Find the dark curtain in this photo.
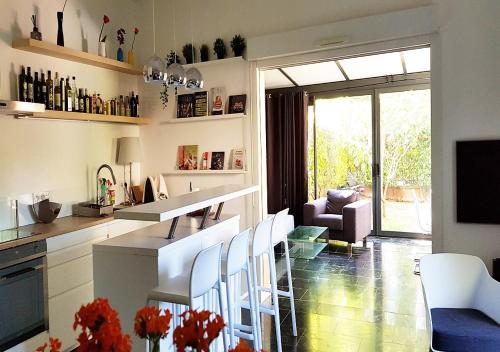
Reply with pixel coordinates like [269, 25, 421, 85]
[265, 90, 308, 224]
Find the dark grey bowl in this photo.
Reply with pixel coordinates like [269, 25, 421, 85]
[32, 199, 62, 223]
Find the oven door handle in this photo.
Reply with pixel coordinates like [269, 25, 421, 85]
[0, 264, 44, 283]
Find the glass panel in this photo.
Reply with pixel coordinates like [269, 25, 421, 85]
[379, 89, 431, 234]
[264, 69, 294, 89]
[403, 48, 430, 73]
[338, 52, 404, 80]
[312, 95, 373, 223]
[283, 61, 345, 86]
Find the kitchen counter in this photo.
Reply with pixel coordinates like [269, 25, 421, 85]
[0, 215, 115, 251]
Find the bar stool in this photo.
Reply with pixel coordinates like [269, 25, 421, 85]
[147, 242, 228, 351]
[222, 229, 260, 350]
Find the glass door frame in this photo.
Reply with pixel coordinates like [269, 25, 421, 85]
[309, 82, 431, 239]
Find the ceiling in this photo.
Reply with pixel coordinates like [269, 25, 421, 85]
[264, 47, 430, 89]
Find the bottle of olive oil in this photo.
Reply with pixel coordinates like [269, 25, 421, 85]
[46, 70, 54, 110]
[26, 67, 34, 102]
[65, 77, 72, 112]
[54, 72, 61, 111]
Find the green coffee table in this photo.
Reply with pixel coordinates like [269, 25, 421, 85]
[288, 225, 328, 259]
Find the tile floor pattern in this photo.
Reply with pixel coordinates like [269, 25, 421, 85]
[256, 236, 432, 352]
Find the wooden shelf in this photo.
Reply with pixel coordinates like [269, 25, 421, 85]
[30, 110, 151, 125]
[182, 56, 245, 70]
[163, 170, 246, 175]
[161, 113, 246, 124]
[12, 38, 142, 75]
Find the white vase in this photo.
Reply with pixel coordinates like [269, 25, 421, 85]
[98, 42, 106, 57]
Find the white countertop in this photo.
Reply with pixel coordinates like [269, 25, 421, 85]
[113, 184, 259, 222]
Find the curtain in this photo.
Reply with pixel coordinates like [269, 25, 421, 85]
[265, 90, 308, 225]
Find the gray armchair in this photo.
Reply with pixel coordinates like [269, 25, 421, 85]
[303, 190, 371, 249]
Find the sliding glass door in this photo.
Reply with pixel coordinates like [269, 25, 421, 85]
[308, 85, 431, 237]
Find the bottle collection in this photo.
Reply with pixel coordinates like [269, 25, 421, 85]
[18, 65, 140, 117]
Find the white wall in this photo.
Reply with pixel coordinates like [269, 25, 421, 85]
[0, 0, 152, 228]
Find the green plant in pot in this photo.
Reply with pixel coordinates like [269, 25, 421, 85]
[200, 44, 209, 62]
[213, 38, 227, 60]
[182, 43, 195, 64]
[230, 34, 246, 57]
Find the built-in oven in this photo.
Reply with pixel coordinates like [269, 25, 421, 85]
[0, 240, 48, 351]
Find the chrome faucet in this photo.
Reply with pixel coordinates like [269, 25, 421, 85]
[96, 164, 117, 205]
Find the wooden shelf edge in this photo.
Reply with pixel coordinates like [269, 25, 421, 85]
[163, 170, 247, 175]
[31, 111, 151, 125]
[12, 38, 142, 76]
[161, 113, 246, 124]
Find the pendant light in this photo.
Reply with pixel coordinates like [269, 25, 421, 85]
[143, 0, 166, 84]
[166, 0, 186, 87]
[185, 0, 203, 89]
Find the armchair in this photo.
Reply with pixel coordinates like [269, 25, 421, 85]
[303, 190, 371, 249]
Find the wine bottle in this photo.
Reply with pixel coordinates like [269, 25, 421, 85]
[46, 70, 54, 110]
[40, 72, 47, 107]
[33, 72, 40, 103]
[118, 95, 124, 116]
[78, 88, 85, 113]
[124, 95, 130, 117]
[96, 94, 102, 114]
[72, 77, 77, 112]
[18, 66, 26, 101]
[136, 95, 140, 117]
[60, 77, 65, 111]
[65, 77, 72, 112]
[84, 89, 90, 113]
[26, 67, 34, 102]
[130, 92, 137, 117]
[54, 73, 61, 111]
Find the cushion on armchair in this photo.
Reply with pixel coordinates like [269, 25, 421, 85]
[326, 190, 359, 215]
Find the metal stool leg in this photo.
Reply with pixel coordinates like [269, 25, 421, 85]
[283, 237, 297, 336]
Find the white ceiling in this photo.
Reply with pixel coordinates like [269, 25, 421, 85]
[264, 47, 430, 89]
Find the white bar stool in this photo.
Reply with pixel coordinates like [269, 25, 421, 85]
[222, 229, 260, 350]
[249, 216, 283, 352]
[147, 242, 228, 351]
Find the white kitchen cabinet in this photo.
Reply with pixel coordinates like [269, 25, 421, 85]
[107, 219, 154, 238]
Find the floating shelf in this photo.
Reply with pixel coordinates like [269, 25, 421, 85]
[30, 110, 151, 125]
[163, 170, 246, 175]
[182, 56, 245, 70]
[161, 113, 246, 124]
[12, 38, 142, 75]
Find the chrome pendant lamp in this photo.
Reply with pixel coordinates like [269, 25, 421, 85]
[166, 0, 186, 87]
[185, 0, 203, 89]
[143, 0, 167, 84]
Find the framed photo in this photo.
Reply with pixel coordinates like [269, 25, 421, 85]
[177, 145, 198, 170]
[200, 151, 209, 170]
[210, 151, 225, 170]
[228, 94, 247, 114]
[194, 91, 208, 117]
[210, 87, 226, 115]
[177, 94, 195, 118]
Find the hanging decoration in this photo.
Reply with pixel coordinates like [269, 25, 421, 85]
[143, 0, 167, 84]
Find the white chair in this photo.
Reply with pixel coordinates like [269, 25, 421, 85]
[222, 229, 260, 350]
[420, 253, 500, 352]
[147, 242, 228, 351]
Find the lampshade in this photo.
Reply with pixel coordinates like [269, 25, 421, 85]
[185, 67, 204, 89]
[166, 63, 187, 87]
[143, 54, 167, 84]
[117, 137, 143, 164]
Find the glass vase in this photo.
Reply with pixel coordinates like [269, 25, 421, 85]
[128, 50, 135, 65]
[117, 47, 124, 62]
[57, 12, 64, 46]
[98, 42, 107, 57]
[149, 340, 160, 352]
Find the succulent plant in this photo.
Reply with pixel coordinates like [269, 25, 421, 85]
[213, 38, 227, 60]
[182, 43, 196, 64]
[165, 50, 181, 66]
[200, 44, 209, 62]
[230, 34, 246, 57]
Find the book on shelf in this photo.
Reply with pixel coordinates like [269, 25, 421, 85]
[200, 151, 209, 170]
[194, 91, 208, 117]
[228, 94, 247, 114]
[210, 87, 226, 115]
[177, 94, 195, 118]
[177, 145, 198, 170]
[231, 148, 245, 170]
[210, 151, 225, 170]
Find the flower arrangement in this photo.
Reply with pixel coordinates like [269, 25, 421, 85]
[117, 28, 126, 46]
[73, 297, 131, 352]
[134, 306, 172, 352]
[230, 34, 246, 57]
[131, 27, 139, 51]
[182, 43, 195, 64]
[213, 38, 227, 60]
[99, 15, 110, 42]
[200, 44, 209, 62]
[173, 309, 225, 352]
[36, 338, 62, 352]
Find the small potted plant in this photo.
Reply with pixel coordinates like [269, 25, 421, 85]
[182, 43, 195, 64]
[213, 38, 227, 60]
[98, 15, 110, 57]
[200, 44, 209, 62]
[230, 34, 246, 57]
[116, 28, 126, 62]
[128, 27, 139, 64]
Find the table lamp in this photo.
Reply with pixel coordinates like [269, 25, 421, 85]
[117, 137, 142, 204]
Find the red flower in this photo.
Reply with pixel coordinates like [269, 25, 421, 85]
[103, 15, 110, 24]
[229, 341, 256, 352]
[173, 309, 225, 352]
[73, 298, 131, 352]
[134, 27, 139, 35]
[99, 15, 110, 42]
[36, 338, 62, 352]
[134, 306, 172, 340]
